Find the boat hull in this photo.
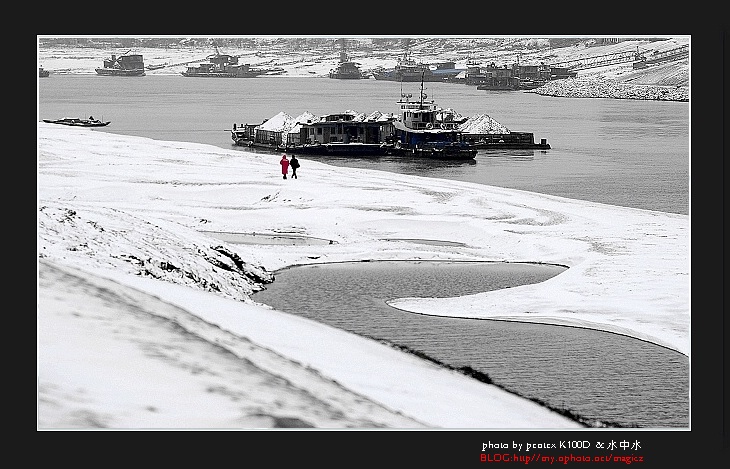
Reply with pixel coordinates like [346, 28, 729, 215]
[373, 73, 444, 82]
[182, 71, 263, 78]
[232, 137, 398, 157]
[95, 68, 145, 77]
[232, 136, 476, 160]
[329, 73, 363, 79]
[476, 84, 517, 91]
[43, 118, 110, 127]
[461, 132, 551, 150]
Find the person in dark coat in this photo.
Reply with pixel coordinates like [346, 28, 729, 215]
[289, 155, 300, 179]
[280, 154, 289, 179]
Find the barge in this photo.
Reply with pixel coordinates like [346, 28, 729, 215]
[329, 39, 365, 79]
[182, 44, 268, 78]
[95, 51, 145, 77]
[231, 78, 549, 158]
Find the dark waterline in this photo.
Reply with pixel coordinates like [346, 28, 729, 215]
[252, 261, 689, 428]
[38, 75, 689, 215]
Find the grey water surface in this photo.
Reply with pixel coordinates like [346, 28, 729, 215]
[252, 261, 689, 428]
[39, 75, 688, 215]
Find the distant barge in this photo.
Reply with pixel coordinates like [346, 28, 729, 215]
[181, 44, 276, 78]
[95, 51, 145, 77]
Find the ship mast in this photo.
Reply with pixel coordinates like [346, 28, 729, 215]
[419, 71, 427, 109]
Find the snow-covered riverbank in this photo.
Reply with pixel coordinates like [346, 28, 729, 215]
[37, 124, 689, 429]
[38, 36, 690, 102]
[525, 76, 689, 101]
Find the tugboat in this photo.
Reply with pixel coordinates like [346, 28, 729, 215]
[39, 66, 50, 78]
[391, 76, 477, 160]
[328, 38, 365, 79]
[182, 43, 267, 78]
[95, 51, 145, 76]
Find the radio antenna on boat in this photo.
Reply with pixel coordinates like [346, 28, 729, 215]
[419, 71, 426, 108]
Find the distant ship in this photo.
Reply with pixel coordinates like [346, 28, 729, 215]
[329, 39, 365, 79]
[372, 52, 440, 82]
[182, 43, 268, 78]
[371, 56, 443, 82]
[95, 51, 145, 76]
[39, 66, 50, 78]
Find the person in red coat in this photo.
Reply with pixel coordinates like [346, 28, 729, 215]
[280, 154, 289, 179]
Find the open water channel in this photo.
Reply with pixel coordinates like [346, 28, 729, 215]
[39, 75, 690, 428]
[251, 261, 689, 428]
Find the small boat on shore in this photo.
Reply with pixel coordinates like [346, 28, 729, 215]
[43, 116, 110, 127]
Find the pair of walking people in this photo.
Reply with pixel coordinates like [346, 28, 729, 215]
[280, 154, 300, 179]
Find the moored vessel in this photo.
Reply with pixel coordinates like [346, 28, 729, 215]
[390, 78, 476, 159]
[329, 39, 365, 79]
[230, 74, 548, 157]
[182, 43, 268, 78]
[43, 116, 110, 127]
[371, 39, 443, 83]
[95, 51, 145, 76]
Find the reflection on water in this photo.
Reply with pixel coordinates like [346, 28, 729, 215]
[252, 260, 689, 428]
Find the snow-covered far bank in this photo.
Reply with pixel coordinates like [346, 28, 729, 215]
[524, 76, 689, 101]
[38, 36, 689, 100]
[37, 124, 689, 429]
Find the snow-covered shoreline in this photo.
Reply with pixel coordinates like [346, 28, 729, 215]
[524, 76, 689, 101]
[38, 123, 689, 429]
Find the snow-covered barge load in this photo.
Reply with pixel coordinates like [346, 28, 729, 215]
[457, 113, 551, 150]
[231, 108, 549, 159]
